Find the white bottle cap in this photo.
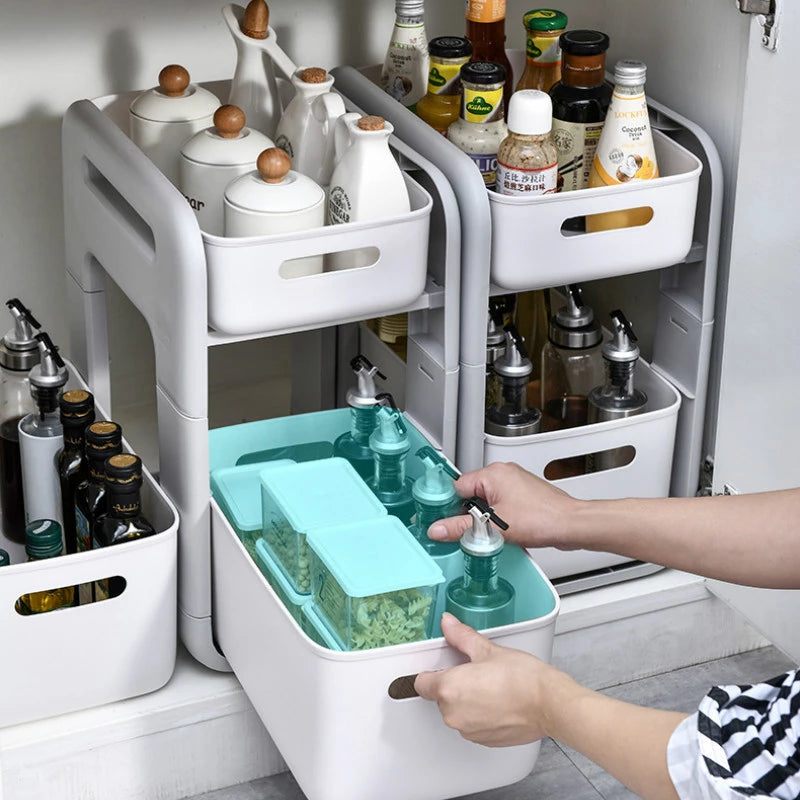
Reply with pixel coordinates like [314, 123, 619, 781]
[507, 90, 553, 136]
[614, 59, 647, 86]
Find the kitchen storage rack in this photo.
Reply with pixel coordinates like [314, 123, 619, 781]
[333, 51, 722, 590]
[0, 362, 178, 727]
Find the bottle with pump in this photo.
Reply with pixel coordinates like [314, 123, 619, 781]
[333, 355, 385, 480]
[367, 392, 415, 524]
[93, 454, 156, 601]
[416, 36, 473, 136]
[0, 299, 41, 543]
[16, 520, 74, 615]
[18, 334, 68, 527]
[408, 446, 461, 557]
[587, 310, 648, 471]
[485, 324, 542, 436]
[380, 0, 429, 112]
[465, 0, 513, 105]
[446, 497, 515, 630]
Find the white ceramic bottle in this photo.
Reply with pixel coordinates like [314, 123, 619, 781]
[224, 147, 325, 277]
[129, 65, 219, 185]
[274, 67, 346, 187]
[179, 105, 274, 235]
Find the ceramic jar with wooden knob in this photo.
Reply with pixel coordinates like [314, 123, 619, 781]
[129, 64, 220, 185]
[179, 104, 274, 235]
[224, 147, 325, 277]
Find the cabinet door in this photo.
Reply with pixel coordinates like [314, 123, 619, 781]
[710, 5, 800, 663]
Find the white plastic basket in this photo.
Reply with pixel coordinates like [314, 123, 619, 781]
[0, 362, 178, 728]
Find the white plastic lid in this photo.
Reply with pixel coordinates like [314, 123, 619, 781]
[225, 167, 325, 215]
[180, 126, 274, 167]
[507, 90, 553, 135]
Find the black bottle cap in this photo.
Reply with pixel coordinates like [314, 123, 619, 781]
[460, 61, 506, 86]
[60, 389, 96, 429]
[559, 30, 610, 55]
[104, 453, 143, 489]
[429, 36, 473, 59]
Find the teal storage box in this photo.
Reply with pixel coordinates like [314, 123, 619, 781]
[260, 458, 387, 594]
[211, 460, 294, 559]
[254, 539, 308, 623]
[308, 517, 445, 651]
[300, 604, 342, 650]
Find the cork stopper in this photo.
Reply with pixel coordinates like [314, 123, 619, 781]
[242, 0, 269, 39]
[300, 67, 327, 84]
[358, 115, 385, 131]
[257, 147, 291, 183]
[159, 65, 190, 97]
[214, 105, 246, 138]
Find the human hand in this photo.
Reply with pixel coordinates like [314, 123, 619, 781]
[414, 612, 571, 747]
[427, 462, 581, 550]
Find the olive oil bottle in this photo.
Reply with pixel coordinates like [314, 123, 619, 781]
[16, 519, 74, 615]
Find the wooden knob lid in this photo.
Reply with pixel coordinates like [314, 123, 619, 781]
[300, 67, 327, 84]
[358, 115, 385, 131]
[242, 0, 269, 39]
[214, 105, 246, 138]
[257, 148, 291, 183]
[159, 64, 190, 97]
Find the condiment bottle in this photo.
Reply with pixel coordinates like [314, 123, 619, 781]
[380, 0, 429, 112]
[496, 89, 558, 196]
[0, 549, 9, 567]
[586, 60, 659, 231]
[549, 30, 612, 193]
[408, 446, 461, 557]
[415, 36, 472, 136]
[179, 105, 274, 235]
[274, 67, 346, 187]
[447, 62, 508, 191]
[515, 9, 568, 93]
[0, 299, 41, 544]
[465, 0, 513, 106]
[129, 65, 219, 185]
[16, 520, 74, 615]
[485, 299, 507, 409]
[224, 148, 325, 278]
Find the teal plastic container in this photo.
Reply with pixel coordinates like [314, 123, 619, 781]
[254, 539, 308, 623]
[300, 603, 342, 650]
[211, 460, 294, 559]
[260, 458, 387, 594]
[308, 517, 445, 651]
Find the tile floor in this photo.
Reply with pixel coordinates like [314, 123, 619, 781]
[184, 645, 795, 800]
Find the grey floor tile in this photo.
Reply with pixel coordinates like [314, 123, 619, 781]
[186, 782, 261, 800]
[248, 771, 308, 800]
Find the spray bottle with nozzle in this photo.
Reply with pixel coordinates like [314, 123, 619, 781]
[445, 497, 516, 629]
[367, 392, 415, 524]
[408, 446, 461, 557]
[333, 354, 385, 479]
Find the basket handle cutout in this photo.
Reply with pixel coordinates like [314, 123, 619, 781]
[388, 673, 420, 700]
[560, 207, 654, 237]
[544, 445, 636, 481]
[278, 247, 381, 279]
[14, 576, 127, 616]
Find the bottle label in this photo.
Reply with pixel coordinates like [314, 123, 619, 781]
[526, 34, 561, 66]
[328, 185, 352, 224]
[379, 22, 429, 108]
[496, 160, 558, 195]
[468, 152, 499, 189]
[552, 119, 605, 192]
[75, 506, 91, 553]
[465, 0, 506, 23]
[591, 91, 658, 186]
[427, 59, 468, 96]
[463, 86, 504, 124]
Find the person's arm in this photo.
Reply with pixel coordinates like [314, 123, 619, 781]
[428, 462, 800, 589]
[415, 614, 686, 800]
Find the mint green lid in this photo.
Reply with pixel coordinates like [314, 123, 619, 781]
[211, 460, 294, 531]
[0, 549, 9, 567]
[413, 448, 459, 506]
[260, 457, 386, 531]
[523, 9, 568, 31]
[307, 517, 444, 598]
[369, 408, 410, 456]
[25, 519, 63, 559]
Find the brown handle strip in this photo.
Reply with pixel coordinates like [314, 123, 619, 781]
[388, 674, 420, 699]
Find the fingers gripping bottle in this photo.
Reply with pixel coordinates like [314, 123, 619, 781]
[408, 446, 461, 557]
[367, 392, 415, 525]
[445, 497, 515, 630]
[333, 355, 386, 480]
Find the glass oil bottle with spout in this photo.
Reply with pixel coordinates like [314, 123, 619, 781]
[0, 299, 41, 543]
[367, 392, 415, 525]
[333, 354, 385, 480]
[446, 497, 515, 630]
[485, 323, 542, 436]
[587, 310, 648, 471]
[408, 446, 461, 557]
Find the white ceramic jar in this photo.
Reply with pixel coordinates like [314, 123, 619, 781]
[224, 147, 325, 277]
[179, 105, 274, 235]
[274, 67, 346, 187]
[129, 65, 220, 185]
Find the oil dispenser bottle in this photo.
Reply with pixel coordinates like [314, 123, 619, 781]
[18, 334, 68, 527]
[367, 392, 415, 524]
[445, 497, 515, 630]
[587, 310, 648, 471]
[485, 299, 507, 409]
[485, 323, 541, 436]
[408, 446, 461, 557]
[333, 355, 385, 479]
[0, 299, 41, 543]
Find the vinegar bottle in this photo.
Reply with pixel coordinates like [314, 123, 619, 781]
[465, 0, 513, 106]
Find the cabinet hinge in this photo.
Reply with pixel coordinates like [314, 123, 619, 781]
[737, 0, 781, 52]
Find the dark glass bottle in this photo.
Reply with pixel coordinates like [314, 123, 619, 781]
[549, 30, 612, 193]
[93, 454, 155, 600]
[465, 0, 513, 105]
[17, 519, 74, 614]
